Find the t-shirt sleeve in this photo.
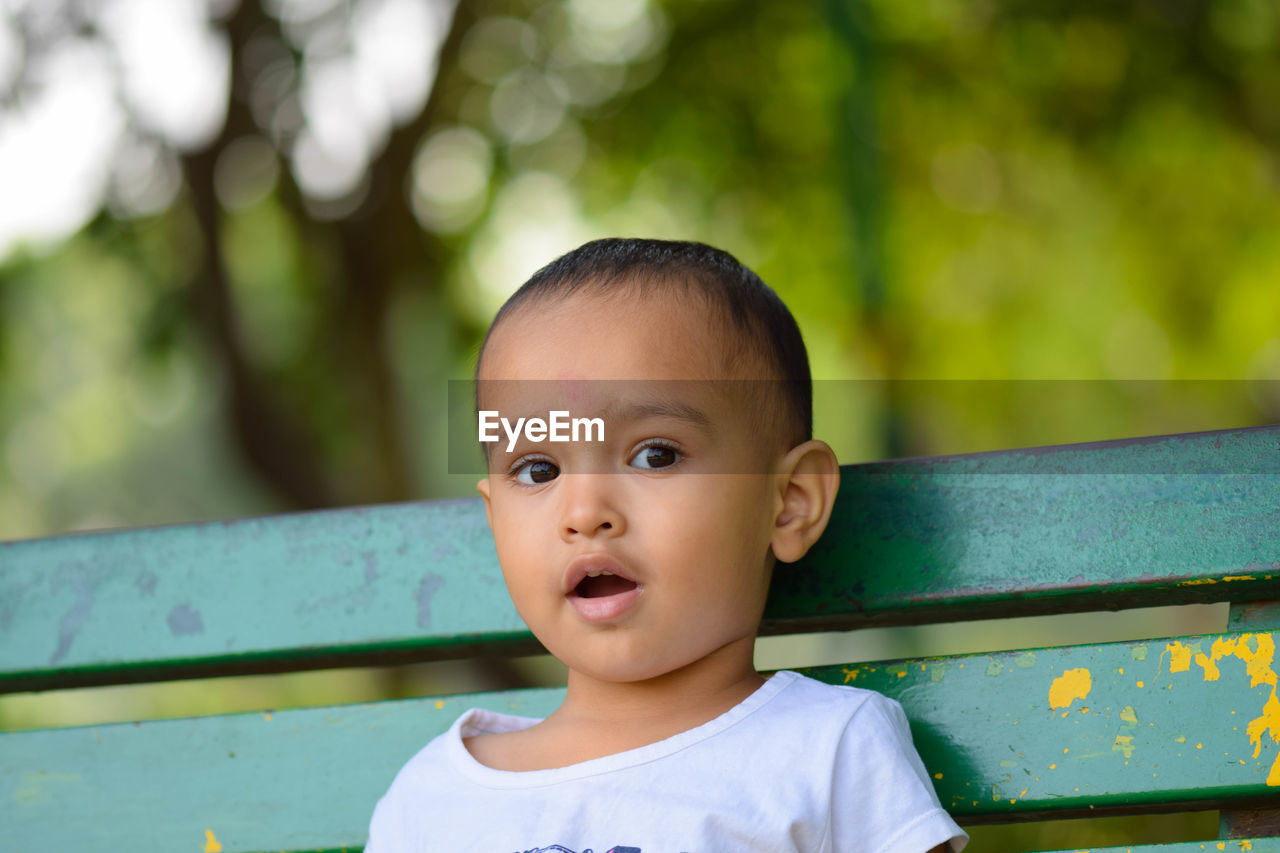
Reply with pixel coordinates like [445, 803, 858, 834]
[364, 758, 426, 853]
[828, 692, 969, 853]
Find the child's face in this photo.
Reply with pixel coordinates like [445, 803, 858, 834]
[476, 290, 788, 684]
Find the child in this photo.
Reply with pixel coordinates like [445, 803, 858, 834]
[366, 239, 968, 852]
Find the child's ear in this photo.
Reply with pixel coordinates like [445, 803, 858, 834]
[771, 440, 840, 564]
[476, 478, 494, 532]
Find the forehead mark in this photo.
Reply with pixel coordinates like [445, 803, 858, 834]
[556, 373, 594, 406]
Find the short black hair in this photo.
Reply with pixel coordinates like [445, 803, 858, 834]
[478, 238, 812, 446]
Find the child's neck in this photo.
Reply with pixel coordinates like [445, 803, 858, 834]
[462, 639, 766, 772]
[549, 638, 766, 747]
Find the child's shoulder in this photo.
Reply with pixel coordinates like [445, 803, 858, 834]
[385, 707, 539, 788]
[765, 671, 917, 749]
[772, 670, 906, 719]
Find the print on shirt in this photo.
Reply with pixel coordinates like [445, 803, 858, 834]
[516, 846, 643, 853]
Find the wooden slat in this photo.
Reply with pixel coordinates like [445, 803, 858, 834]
[765, 423, 1280, 631]
[1031, 842, 1280, 852]
[804, 630, 1280, 823]
[4, 687, 561, 852]
[0, 499, 534, 693]
[7, 630, 1280, 851]
[3, 425, 1277, 692]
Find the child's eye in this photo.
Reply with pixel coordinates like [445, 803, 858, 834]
[511, 458, 560, 485]
[629, 442, 682, 470]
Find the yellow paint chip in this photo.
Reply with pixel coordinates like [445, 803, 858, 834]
[204, 829, 223, 853]
[934, 772, 943, 779]
[1197, 633, 1280, 785]
[1119, 705, 1139, 725]
[1242, 840, 1254, 850]
[435, 700, 444, 709]
[1049, 668, 1092, 710]
[1175, 735, 1186, 743]
[1049, 763, 1056, 769]
[1167, 640, 1192, 673]
[263, 712, 272, 721]
[841, 667, 859, 683]
[1136, 680, 1144, 688]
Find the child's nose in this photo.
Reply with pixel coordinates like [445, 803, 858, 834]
[557, 474, 625, 541]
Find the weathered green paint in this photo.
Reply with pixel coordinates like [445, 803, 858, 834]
[1031, 841, 1280, 852]
[3, 686, 562, 852]
[3, 426, 1277, 693]
[1219, 606, 1280, 840]
[8, 630, 1280, 850]
[768, 424, 1280, 632]
[0, 499, 534, 692]
[803, 629, 1280, 822]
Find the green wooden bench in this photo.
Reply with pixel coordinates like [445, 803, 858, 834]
[4, 424, 1280, 852]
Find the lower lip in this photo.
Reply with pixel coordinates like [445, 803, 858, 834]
[567, 586, 642, 622]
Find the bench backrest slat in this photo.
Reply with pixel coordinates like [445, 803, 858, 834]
[9, 629, 1278, 851]
[3, 425, 1277, 693]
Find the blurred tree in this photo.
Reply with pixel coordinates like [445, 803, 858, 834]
[1, 0, 1278, 532]
[4, 4, 1278, 847]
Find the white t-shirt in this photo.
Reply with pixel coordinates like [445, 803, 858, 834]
[366, 670, 968, 853]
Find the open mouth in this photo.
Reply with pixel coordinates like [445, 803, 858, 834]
[574, 571, 639, 599]
[565, 558, 642, 622]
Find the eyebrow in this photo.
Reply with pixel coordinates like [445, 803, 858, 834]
[602, 398, 714, 432]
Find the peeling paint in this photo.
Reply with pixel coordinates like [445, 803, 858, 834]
[1049, 668, 1092, 709]
[1113, 734, 1135, 759]
[1167, 640, 1192, 673]
[167, 603, 205, 636]
[1172, 632, 1280, 785]
[1119, 705, 1138, 725]
[416, 573, 446, 629]
[1015, 651, 1036, 669]
[1131, 644, 1148, 661]
[49, 572, 94, 665]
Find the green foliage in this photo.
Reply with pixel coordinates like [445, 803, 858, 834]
[2, 7, 1278, 844]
